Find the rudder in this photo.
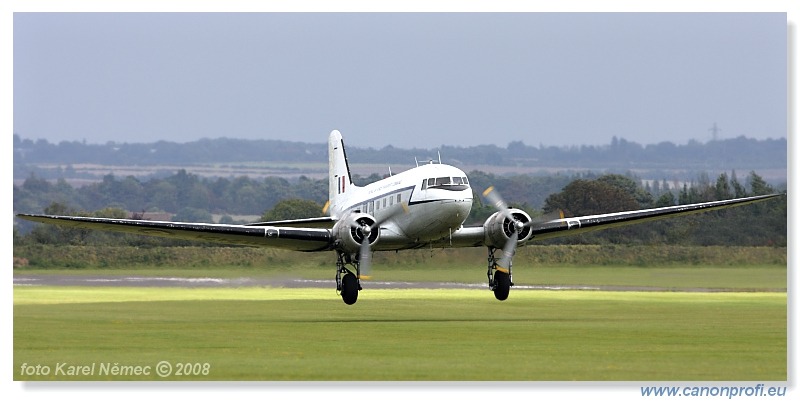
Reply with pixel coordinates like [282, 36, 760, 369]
[328, 130, 356, 218]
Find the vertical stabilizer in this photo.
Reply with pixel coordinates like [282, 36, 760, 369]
[328, 130, 355, 218]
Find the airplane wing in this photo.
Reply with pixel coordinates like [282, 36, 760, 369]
[244, 216, 336, 229]
[387, 193, 783, 249]
[526, 193, 782, 241]
[15, 214, 333, 252]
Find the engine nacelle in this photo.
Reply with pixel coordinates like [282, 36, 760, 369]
[483, 209, 533, 248]
[332, 213, 380, 253]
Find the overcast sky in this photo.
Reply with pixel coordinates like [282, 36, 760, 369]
[12, 12, 787, 149]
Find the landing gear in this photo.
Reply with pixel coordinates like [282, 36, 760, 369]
[493, 270, 511, 301]
[487, 247, 513, 301]
[340, 272, 359, 305]
[336, 251, 363, 305]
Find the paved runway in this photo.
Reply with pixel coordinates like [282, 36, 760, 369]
[13, 274, 759, 292]
[13, 274, 590, 290]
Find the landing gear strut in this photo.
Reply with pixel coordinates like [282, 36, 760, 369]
[487, 247, 513, 301]
[336, 251, 363, 305]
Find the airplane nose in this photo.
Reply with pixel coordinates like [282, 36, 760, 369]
[457, 198, 473, 219]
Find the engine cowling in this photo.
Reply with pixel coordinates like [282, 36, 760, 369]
[332, 213, 380, 253]
[483, 208, 533, 248]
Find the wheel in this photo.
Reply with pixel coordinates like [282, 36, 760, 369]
[493, 270, 511, 301]
[341, 272, 359, 305]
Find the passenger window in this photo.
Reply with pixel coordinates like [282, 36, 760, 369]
[397, 194, 401, 203]
[383, 198, 386, 208]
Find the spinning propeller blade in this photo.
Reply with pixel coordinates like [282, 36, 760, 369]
[496, 230, 518, 272]
[482, 186, 515, 222]
[358, 223, 373, 279]
[348, 204, 410, 280]
[483, 187, 524, 267]
[482, 186, 546, 270]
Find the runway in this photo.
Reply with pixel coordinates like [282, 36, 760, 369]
[12, 274, 762, 292]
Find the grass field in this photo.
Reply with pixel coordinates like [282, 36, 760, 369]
[13, 285, 786, 381]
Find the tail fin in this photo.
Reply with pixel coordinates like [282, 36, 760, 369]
[328, 130, 356, 218]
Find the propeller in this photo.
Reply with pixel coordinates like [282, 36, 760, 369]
[482, 186, 564, 271]
[349, 201, 409, 279]
[482, 186, 515, 222]
[354, 220, 375, 279]
[495, 227, 518, 272]
[482, 186, 525, 271]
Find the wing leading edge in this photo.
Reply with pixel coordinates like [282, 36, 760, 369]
[16, 214, 333, 252]
[527, 193, 783, 241]
[244, 216, 336, 229]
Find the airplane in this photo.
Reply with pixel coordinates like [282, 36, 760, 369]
[17, 130, 783, 305]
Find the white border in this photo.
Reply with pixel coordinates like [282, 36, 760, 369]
[3, 2, 795, 402]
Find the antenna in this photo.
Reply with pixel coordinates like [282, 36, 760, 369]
[709, 122, 722, 141]
[437, 150, 442, 164]
[414, 157, 419, 167]
[388, 166, 393, 176]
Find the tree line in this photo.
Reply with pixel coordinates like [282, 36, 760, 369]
[14, 134, 786, 173]
[13, 168, 785, 248]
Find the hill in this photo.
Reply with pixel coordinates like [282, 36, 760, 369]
[13, 134, 787, 185]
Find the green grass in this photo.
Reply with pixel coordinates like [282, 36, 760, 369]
[14, 287, 786, 381]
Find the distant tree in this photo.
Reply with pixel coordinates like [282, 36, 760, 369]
[172, 207, 213, 223]
[595, 174, 654, 207]
[654, 192, 675, 207]
[22, 173, 52, 193]
[694, 172, 716, 202]
[730, 171, 747, 198]
[261, 199, 324, 221]
[43, 201, 74, 216]
[543, 179, 639, 217]
[747, 171, 774, 195]
[93, 206, 128, 219]
[714, 173, 733, 200]
[147, 180, 179, 212]
[679, 183, 701, 204]
[26, 202, 90, 245]
[661, 179, 671, 196]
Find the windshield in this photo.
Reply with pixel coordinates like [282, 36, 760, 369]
[422, 176, 470, 191]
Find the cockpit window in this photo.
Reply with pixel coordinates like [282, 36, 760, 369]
[424, 176, 470, 191]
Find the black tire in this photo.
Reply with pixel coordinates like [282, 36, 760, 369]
[341, 273, 359, 305]
[493, 270, 511, 301]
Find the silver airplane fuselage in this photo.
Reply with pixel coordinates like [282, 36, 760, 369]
[333, 162, 473, 249]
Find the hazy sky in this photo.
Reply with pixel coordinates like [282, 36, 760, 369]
[13, 12, 787, 149]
